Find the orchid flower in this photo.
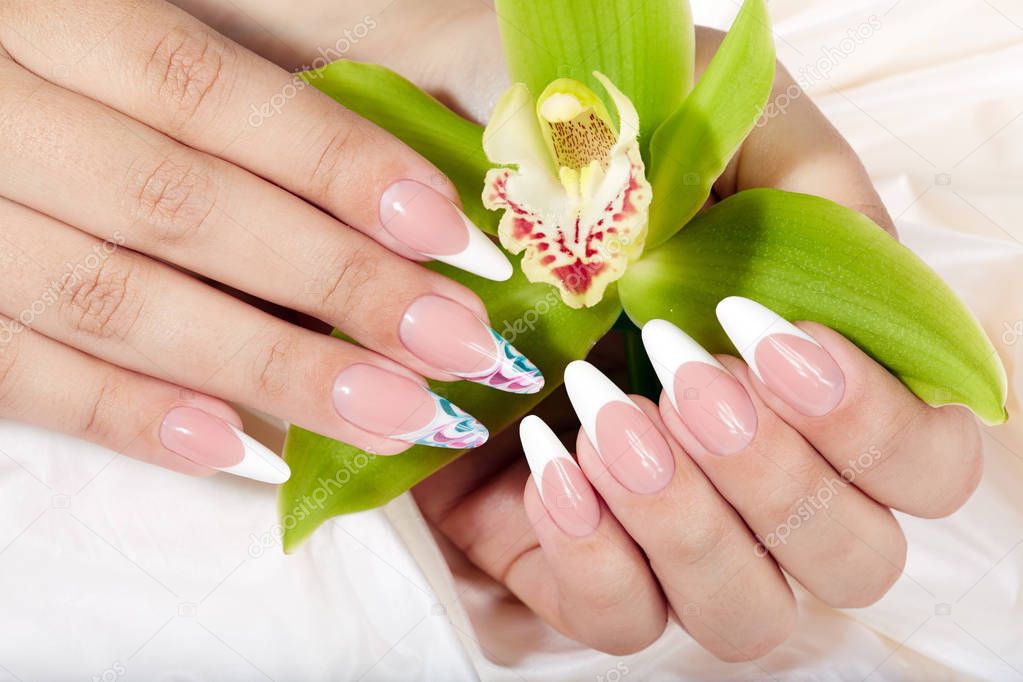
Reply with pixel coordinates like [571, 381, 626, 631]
[278, 0, 1006, 551]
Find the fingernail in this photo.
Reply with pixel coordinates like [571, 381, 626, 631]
[332, 364, 488, 449]
[716, 297, 846, 417]
[400, 295, 544, 394]
[642, 320, 757, 456]
[563, 361, 674, 494]
[159, 406, 290, 483]
[520, 415, 600, 537]
[380, 179, 513, 281]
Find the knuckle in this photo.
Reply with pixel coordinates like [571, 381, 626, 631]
[129, 153, 218, 246]
[0, 332, 21, 406]
[306, 122, 366, 202]
[80, 372, 124, 441]
[312, 241, 379, 315]
[144, 26, 233, 131]
[249, 334, 299, 399]
[759, 457, 837, 532]
[660, 510, 733, 568]
[822, 520, 906, 608]
[58, 256, 144, 342]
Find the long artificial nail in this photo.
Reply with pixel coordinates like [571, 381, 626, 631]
[520, 415, 600, 537]
[160, 406, 290, 483]
[400, 295, 544, 394]
[332, 364, 488, 449]
[716, 297, 846, 417]
[642, 319, 758, 456]
[563, 360, 674, 494]
[380, 179, 513, 281]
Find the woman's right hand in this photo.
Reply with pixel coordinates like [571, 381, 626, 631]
[0, 0, 543, 483]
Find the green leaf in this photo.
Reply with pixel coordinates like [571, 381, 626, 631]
[620, 189, 1008, 425]
[279, 264, 622, 551]
[493, 0, 694, 159]
[300, 60, 496, 234]
[646, 0, 775, 248]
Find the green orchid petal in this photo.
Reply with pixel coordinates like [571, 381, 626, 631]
[646, 0, 775, 248]
[299, 60, 497, 234]
[280, 262, 622, 551]
[493, 0, 695, 161]
[620, 188, 1008, 425]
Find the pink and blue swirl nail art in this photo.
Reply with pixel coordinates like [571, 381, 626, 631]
[394, 392, 489, 450]
[459, 329, 545, 395]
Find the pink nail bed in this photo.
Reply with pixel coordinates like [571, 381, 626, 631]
[594, 401, 675, 494]
[400, 295, 544, 394]
[754, 334, 846, 417]
[674, 362, 757, 455]
[716, 297, 846, 418]
[380, 180, 469, 256]
[379, 180, 513, 281]
[160, 407, 243, 468]
[332, 364, 488, 449]
[520, 416, 600, 537]
[564, 361, 675, 495]
[159, 406, 290, 483]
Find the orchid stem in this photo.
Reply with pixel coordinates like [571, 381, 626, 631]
[618, 314, 660, 400]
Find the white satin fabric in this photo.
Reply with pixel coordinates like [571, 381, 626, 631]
[1, 0, 1021, 679]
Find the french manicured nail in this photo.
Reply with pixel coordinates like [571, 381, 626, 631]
[563, 360, 674, 494]
[642, 319, 757, 456]
[380, 179, 513, 281]
[520, 415, 600, 537]
[400, 295, 544, 394]
[159, 406, 290, 483]
[332, 364, 488, 449]
[716, 297, 846, 417]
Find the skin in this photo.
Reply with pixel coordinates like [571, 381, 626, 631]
[0, 0, 983, 661]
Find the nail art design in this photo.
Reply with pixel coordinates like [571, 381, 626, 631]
[332, 364, 488, 449]
[520, 415, 600, 537]
[563, 360, 674, 494]
[160, 406, 291, 484]
[396, 395, 490, 449]
[380, 179, 513, 281]
[642, 319, 757, 456]
[400, 296, 544, 395]
[716, 296, 846, 417]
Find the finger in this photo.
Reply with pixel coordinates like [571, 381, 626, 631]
[0, 316, 288, 482]
[0, 0, 512, 277]
[0, 198, 487, 454]
[518, 416, 667, 654]
[695, 27, 897, 235]
[716, 296, 983, 518]
[640, 321, 907, 608]
[563, 362, 795, 661]
[0, 61, 540, 393]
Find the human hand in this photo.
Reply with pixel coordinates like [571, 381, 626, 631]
[0, 0, 545, 483]
[414, 24, 981, 660]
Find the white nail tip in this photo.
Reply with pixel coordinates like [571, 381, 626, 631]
[427, 214, 513, 282]
[563, 360, 633, 444]
[519, 415, 573, 503]
[219, 426, 291, 484]
[640, 319, 722, 411]
[714, 296, 818, 380]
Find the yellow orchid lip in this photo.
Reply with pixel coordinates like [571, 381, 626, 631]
[482, 72, 652, 308]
